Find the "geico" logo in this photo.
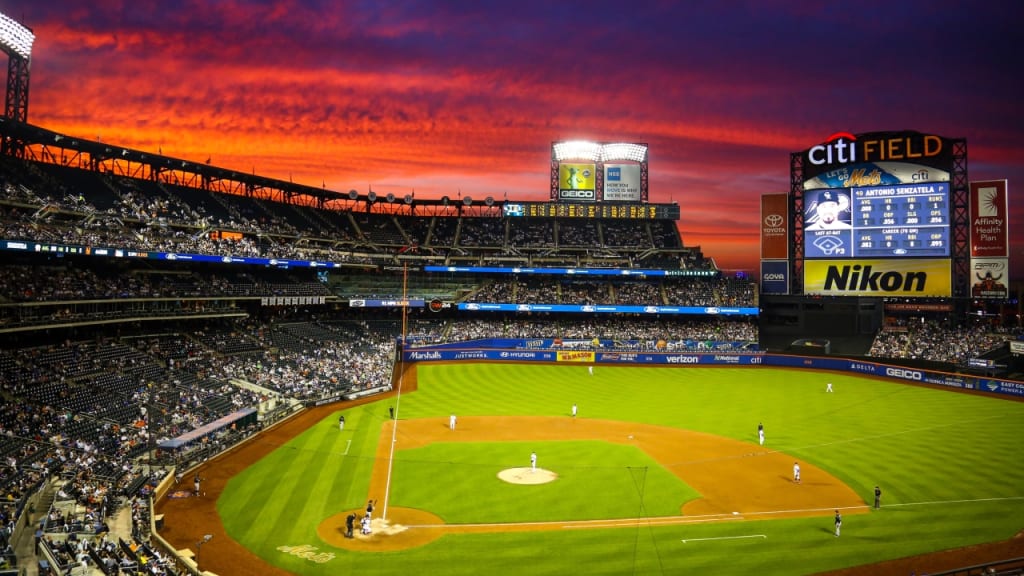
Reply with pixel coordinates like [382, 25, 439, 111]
[885, 367, 923, 381]
[559, 189, 595, 199]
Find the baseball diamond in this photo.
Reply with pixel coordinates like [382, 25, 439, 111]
[155, 363, 1024, 576]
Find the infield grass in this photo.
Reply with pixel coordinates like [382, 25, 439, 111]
[218, 363, 1024, 575]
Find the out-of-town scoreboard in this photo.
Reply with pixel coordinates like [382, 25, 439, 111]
[503, 201, 678, 219]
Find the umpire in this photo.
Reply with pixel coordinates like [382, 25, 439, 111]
[345, 513, 357, 538]
[874, 485, 882, 509]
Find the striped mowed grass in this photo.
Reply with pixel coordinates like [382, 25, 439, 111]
[218, 363, 1024, 576]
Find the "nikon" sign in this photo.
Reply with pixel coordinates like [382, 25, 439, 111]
[804, 259, 951, 297]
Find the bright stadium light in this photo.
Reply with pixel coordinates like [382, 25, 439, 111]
[553, 140, 602, 161]
[0, 12, 34, 59]
[601, 143, 648, 162]
[554, 141, 648, 162]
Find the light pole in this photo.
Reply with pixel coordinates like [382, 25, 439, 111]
[196, 534, 212, 571]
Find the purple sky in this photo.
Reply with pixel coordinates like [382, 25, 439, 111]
[6, 0, 1023, 277]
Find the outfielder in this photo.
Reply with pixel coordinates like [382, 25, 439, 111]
[834, 510, 842, 536]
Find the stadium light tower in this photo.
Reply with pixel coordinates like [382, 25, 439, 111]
[0, 11, 34, 123]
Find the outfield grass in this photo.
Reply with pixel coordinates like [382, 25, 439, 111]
[218, 364, 1024, 575]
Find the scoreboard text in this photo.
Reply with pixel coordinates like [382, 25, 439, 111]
[504, 202, 679, 220]
[805, 183, 949, 259]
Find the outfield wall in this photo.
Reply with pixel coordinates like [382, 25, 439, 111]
[401, 347, 1024, 399]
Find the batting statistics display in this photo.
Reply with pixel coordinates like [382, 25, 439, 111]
[804, 182, 950, 259]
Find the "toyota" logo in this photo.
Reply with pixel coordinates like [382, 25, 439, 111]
[764, 214, 784, 228]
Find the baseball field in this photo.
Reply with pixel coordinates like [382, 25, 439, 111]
[157, 363, 1024, 575]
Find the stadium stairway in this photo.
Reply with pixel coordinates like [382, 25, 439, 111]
[13, 477, 57, 576]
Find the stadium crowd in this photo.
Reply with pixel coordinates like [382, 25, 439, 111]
[0, 152, 1014, 575]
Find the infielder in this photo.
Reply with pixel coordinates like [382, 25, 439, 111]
[571, 403, 578, 418]
[757, 422, 764, 446]
[449, 413, 457, 430]
[793, 461, 801, 484]
[530, 451, 537, 472]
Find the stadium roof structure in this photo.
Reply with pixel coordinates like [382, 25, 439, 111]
[0, 119, 516, 216]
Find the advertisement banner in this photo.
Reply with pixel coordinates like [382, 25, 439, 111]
[556, 351, 596, 363]
[558, 163, 596, 201]
[970, 180, 1008, 258]
[761, 194, 788, 259]
[603, 164, 642, 202]
[800, 131, 955, 183]
[760, 260, 789, 294]
[970, 258, 1009, 299]
[804, 259, 951, 297]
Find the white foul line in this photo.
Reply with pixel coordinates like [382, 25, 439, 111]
[682, 534, 766, 544]
[343, 439, 352, 456]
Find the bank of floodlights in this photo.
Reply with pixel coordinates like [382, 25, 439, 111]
[553, 140, 648, 162]
[600, 142, 647, 162]
[0, 12, 34, 59]
[553, 140, 602, 161]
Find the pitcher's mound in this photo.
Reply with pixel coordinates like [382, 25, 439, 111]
[498, 467, 557, 485]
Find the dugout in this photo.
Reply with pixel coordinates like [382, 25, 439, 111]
[157, 407, 258, 456]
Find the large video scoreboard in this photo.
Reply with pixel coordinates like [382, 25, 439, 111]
[804, 182, 950, 258]
[767, 130, 964, 298]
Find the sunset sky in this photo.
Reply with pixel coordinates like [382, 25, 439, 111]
[5, 1, 1023, 276]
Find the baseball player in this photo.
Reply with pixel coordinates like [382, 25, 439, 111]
[834, 510, 842, 536]
[449, 413, 457, 430]
[826, 382, 833, 392]
[758, 423, 765, 446]
[571, 403, 578, 418]
[793, 461, 801, 484]
[339, 414, 345, 431]
[530, 451, 537, 473]
[874, 485, 881, 509]
[588, 366, 594, 376]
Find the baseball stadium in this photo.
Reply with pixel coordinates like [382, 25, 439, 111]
[1, 11, 1023, 576]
